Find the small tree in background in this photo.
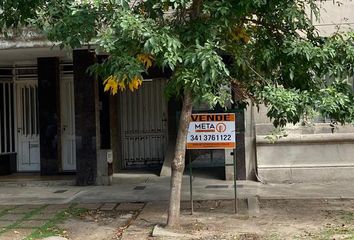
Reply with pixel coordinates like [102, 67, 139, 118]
[2, 0, 354, 228]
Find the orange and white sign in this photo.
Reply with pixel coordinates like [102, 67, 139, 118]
[186, 113, 236, 149]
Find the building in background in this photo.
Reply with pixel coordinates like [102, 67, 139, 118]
[251, 0, 354, 183]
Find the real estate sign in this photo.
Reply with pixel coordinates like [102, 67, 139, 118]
[186, 113, 236, 149]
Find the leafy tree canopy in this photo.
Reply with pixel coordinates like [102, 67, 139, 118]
[2, 0, 354, 126]
[0, 0, 43, 30]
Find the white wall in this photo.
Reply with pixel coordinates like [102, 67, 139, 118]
[314, 0, 354, 35]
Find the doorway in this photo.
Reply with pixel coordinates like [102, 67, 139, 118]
[16, 80, 40, 172]
[60, 76, 76, 171]
[118, 78, 169, 169]
[15, 72, 77, 172]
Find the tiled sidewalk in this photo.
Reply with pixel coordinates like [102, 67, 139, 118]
[0, 203, 144, 240]
[0, 204, 71, 240]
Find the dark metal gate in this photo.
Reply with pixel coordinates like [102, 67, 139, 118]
[118, 78, 168, 169]
[0, 79, 15, 155]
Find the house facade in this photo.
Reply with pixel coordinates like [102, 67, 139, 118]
[0, 47, 100, 184]
[0, 0, 353, 185]
[0, 44, 249, 184]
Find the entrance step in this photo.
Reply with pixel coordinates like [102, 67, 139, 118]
[0, 179, 75, 187]
[0, 180, 76, 187]
[0, 174, 76, 187]
[112, 171, 161, 184]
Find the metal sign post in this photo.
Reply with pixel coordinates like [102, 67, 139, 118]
[233, 149, 237, 213]
[189, 154, 194, 215]
[186, 113, 237, 215]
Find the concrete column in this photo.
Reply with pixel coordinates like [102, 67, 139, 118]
[38, 57, 60, 175]
[109, 95, 120, 173]
[225, 149, 233, 180]
[224, 106, 256, 181]
[73, 50, 98, 185]
[244, 104, 257, 180]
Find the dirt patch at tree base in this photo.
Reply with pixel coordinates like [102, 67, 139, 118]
[139, 199, 354, 240]
[58, 210, 136, 240]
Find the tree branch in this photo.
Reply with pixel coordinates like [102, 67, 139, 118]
[231, 79, 256, 102]
[190, 0, 203, 19]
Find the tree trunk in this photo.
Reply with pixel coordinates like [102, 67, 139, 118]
[166, 90, 193, 228]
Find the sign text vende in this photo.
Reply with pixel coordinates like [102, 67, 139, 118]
[187, 113, 236, 149]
